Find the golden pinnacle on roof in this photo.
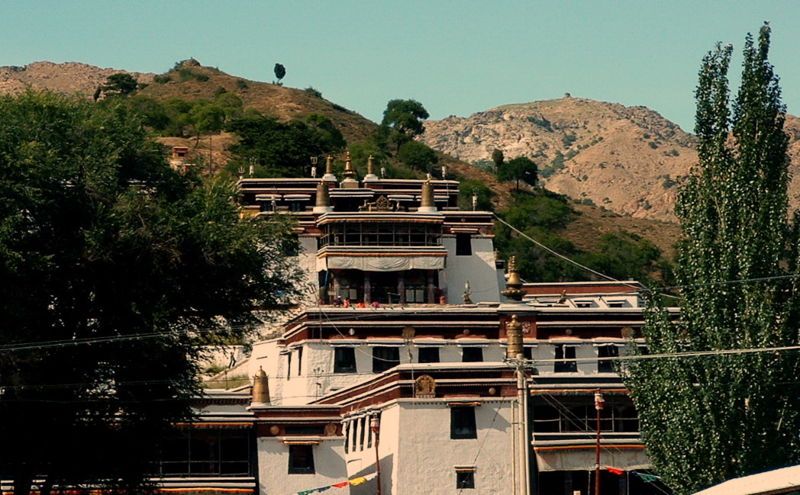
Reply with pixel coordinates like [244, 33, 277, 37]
[506, 314, 524, 360]
[418, 179, 436, 212]
[315, 181, 331, 209]
[343, 150, 356, 180]
[325, 155, 334, 175]
[502, 256, 525, 301]
[367, 155, 375, 176]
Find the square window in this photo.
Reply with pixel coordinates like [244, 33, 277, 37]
[554, 345, 577, 373]
[372, 347, 400, 373]
[333, 347, 357, 373]
[598, 345, 619, 373]
[523, 346, 533, 360]
[451, 407, 477, 439]
[456, 471, 475, 489]
[418, 347, 440, 363]
[461, 347, 483, 363]
[288, 445, 315, 474]
[456, 234, 472, 256]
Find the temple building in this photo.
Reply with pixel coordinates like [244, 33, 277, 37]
[155, 154, 678, 495]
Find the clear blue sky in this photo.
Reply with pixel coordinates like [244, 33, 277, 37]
[2, 1, 799, 130]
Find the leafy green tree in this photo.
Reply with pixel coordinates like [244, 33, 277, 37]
[190, 101, 226, 134]
[577, 232, 661, 283]
[0, 92, 300, 493]
[305, 114, 346, 151]
[226, 113, 345, 177]
[498, 156, 537, 190]
[103, 73, 139, 96]
[397, 140, 438, 172]
[380, 99, 430, 152]
[458, 179, 495, 211]
[622, 25, 800, 493]
[491, 149, 504, 170]
[274, 63, 286, 84]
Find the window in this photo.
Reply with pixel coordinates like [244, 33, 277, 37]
[418, 347, 440, 363]
[597, 345, 619, 373]
[456, 471, 476, 489]
[156, 429, 251, 476]
[461, 347, 483, 363]
[333, 347, 357, 373]
[554, 345, 577, 373]
[286, 353, 292, 380]
[451, 407, 477, 439]
[358, 417, 366, 451]
[456, 234, 472, 256]
[372, 347, 400, 373]
[297, 347, 303, 376]
[523, 346, 533, 360]
[288, 445, 315, 474]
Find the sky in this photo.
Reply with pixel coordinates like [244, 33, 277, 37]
[2, 1, 799, 131]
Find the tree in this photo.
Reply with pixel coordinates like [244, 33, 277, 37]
[0, 92, 300, 493]
[103, 72, 139, 96]
[274, 63, 286, 84]
[498, 156, 537, 190]
[622, 25, 800, 494]
[491, 149, 504, 170]
[380, 99, 430, 152]
[397, 140, 438, 172]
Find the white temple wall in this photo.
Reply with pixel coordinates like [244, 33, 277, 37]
[442, 236, 500, 304]
[257, 437, 349, 495]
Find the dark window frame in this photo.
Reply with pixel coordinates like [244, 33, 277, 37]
[554, 344, 577, 373]
[456, 233, 472, 256]
[418, 347, 440, 363]
[333, 347, 357, 373]
[372, 346, 400, 373]
[450, 407, 478, 439]
[597, 345, 619, 373]
[288, 444, 316, 474]
[461, 347, 484, 363]
[456, 471, 476, 489]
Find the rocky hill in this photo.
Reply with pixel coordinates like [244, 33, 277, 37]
[421, 97, 800, 222]
[0, 61, 155, 96]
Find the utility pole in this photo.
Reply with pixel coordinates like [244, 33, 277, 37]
[594, 390, 605, 495]
[506, 314, 531, 495]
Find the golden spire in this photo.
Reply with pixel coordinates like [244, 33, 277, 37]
[502, 256, 525, 301]
[506, 314, 524, 360]
[325, 155, 334, 175]
[251, 366, 270, 406]
[418, 179, 436, 212]
[343, 151, 356, 180]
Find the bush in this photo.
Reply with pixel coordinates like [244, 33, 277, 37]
[153, 74, 171, 84]
[304, 87, 323, 98]
[236, 79, 249, 90]
[458, 180, 495, 211]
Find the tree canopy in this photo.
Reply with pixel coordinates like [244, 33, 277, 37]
[103, 73, 139, 96]
[274, 63, 286, 83]
[622, 24, 800, 494]
[397, 140, 438, 172]
[498, 156, 537, 190]
[0, 92, 300, 492]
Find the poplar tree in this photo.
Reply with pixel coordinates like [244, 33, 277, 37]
[622, 24, 800, 494]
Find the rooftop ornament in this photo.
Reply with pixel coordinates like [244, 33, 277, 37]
[314, 181, 333, 213]
[505, 314, 524, 360]
[322, 155, 337, 182]
[341, 151, 358, 188]
[418, 179, 437, 213]
[502, 256, 525, 301]
[364, 154, 379, 181]
[251, 366, 271, 407]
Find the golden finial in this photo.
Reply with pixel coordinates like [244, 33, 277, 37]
[251, 366, 270, 406]
[506, 315, 524, 360]
[325, 155, 334, 175]
[502, 256, 525, 301]
[367, 155, 375, 176]
[419, 179, 436, 212]
[343, 151, 355, 179]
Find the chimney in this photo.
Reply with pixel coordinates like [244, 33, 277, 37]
[314, 181, 333, 213]
[417, 180, 437, 213]
[250, 366, 270, 407]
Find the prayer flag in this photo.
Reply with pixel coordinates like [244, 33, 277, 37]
[607, 467, 625, 476]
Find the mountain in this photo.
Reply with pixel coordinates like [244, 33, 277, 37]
[0, 60, 682, 261]
[421, 96, 800, 222]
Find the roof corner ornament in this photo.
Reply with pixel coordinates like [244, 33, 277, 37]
[250, 366, 271, 407]
[322, 155, 337, 182]
[506, 314, 524, 360]
[418, 179, 437, 213]
[502, 256, 525, 301]
[364, 154, 379, 181]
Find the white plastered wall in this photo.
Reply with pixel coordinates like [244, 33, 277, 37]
[257, 438, 349, 495]
[442, 236, 500, 304]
